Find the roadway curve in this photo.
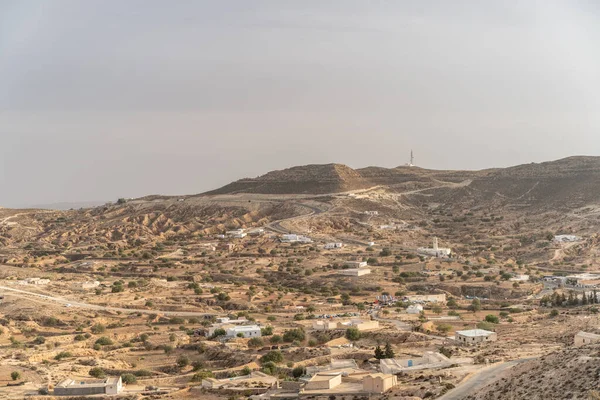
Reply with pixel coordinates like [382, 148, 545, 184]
[266, 202, 327, 234]
[439, 358, 535, 400]
[0, 285, 217, 316]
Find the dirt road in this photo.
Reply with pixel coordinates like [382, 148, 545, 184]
[0, 285, 217, 316]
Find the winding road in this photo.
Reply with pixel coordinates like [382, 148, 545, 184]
[439, 358, 535, 400]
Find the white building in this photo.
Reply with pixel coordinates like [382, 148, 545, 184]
[510, 274, 530, 282]
[226, 325, 262, 338]
[226, 229, 247, 239]
[344, 261, 367, 268]
[280, 234, 312, 243]
[455, 329, 497, 345]
[380, 352, 451, 374]
[405, 294, 446, 303]
[324, 243, 343, 249]
[554, 235, 581, 243]
[54, 377, 122, 396]
[340, 268, 371, 277]
[406, 304, 424, 314]
[417, 237, 451, 258]
[364, 211, 379, 216]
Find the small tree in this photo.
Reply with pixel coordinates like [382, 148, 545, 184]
[345, 327, 361, 341]
[432, 304, 443, 314]
[11, 371, 20, 381]
[260, 351, 283, 364]
[485, 314, 499, 324]
[469, 299, 481, 312]
[374, 345, 385, 359]
[292, 366, 306, 378]
[121, 374, 137, 384]
[384, 342, 395, 359]
[89, 367, 106, 379]
[91, 324, 106, 334]
[248, 337, 264, 348]
[270, 335, 282, 344]
[176, 356, 190, 368]
[210, 328, 226, 339]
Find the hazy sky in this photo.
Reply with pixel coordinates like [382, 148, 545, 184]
[2, 1, 600, 207]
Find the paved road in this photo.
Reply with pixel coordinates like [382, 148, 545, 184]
[439, 358, 534, 400]
[266, 202, 326, 234]
[0, 285, 217, 316]
[372, 311, 413, 331]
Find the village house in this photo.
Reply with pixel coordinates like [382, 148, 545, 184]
[344, 261, 367, 268]
[340, 268, 371, 277]
[226, 325, 262, 338]
[339, 319, 379, 331]
[312, 320, 338, 331]
[363, 373, 397, 394]
[304, 373, 342, 390]
[455, 329, 497, 345]
[54, 377, 122, 396]
[574, 331, 600, 346]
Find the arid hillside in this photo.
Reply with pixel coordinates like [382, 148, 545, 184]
[206, 156, 600, 212]
[205, 163, 372, 195]
[465, 342, 600, 400]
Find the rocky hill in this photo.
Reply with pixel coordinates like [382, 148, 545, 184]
[465, 343, 600, 400]
[205, 163, 372, 195]
[205, 156, 600, 211]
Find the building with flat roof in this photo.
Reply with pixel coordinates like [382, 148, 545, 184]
[363, 373, 397, 394]
[304, 373, 342, 390]
[54, 377, 122, 396]
[344, 261, 367, 268]
[575, 331, 600, 347]
[417, 237, 451, 258]
[405, 294, 446, 303]
[455, 329, 497, 345]
[406, 304, 424, 314]
[312, 320, 339, 331]
[340, 268, 371, 277]
[380, 352, 451, 374]
[339, 319, 379, 331]
[226, 325, 262, 338]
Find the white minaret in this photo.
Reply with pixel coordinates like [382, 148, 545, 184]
[410, 150, 414, 166]
[433, 237, 438, 250]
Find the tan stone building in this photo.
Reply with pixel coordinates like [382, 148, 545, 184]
[574, 331, 600, 347]
[363, 373, 397, 394]
[304, 373, 342, 390]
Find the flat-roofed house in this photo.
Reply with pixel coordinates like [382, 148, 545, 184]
[455, 329, 497, 345]
[575, 331, 600, 347]
[340, 268, 371, 276]
[226, 325, 262, 338]
[54, 377, 122, 396]
[363, 373, 397, 394]
[304, 373, 342, 390]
